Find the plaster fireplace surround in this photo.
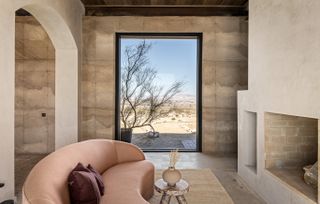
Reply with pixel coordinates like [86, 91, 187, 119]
[239, 110, 319, 203]
[238, 0, 320, 204]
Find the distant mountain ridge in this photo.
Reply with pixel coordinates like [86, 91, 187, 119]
[172, 93, 196, 103]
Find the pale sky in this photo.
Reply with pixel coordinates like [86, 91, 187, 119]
[120, 38, 198, 96]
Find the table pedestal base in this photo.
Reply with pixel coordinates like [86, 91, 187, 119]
[160, 193, 187, 204]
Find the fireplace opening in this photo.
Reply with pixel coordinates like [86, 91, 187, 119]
[265, 112, 318, 202]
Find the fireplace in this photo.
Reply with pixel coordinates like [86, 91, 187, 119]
[265, 112, 318, 202]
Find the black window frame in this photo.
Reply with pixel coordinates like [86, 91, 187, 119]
[115, 32, 203, 152]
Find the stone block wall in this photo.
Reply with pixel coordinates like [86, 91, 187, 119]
[81, 16, 248, 153]
[265, 113, 318, 169]
[15, 16, 55, 154]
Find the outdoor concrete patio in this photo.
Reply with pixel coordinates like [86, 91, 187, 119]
[131, 133, 197, 150]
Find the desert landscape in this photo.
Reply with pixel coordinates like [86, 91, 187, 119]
[129, 94, 198, 150]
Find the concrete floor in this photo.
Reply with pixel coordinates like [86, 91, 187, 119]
[15, 154, 45, 203]
[15, 153, 266, 204]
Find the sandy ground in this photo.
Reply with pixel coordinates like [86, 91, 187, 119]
[122, 101, 197, 149]
[133, 113, 196, 134]
[131, 112, 197, 150]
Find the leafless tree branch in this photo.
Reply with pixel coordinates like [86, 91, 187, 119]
[120, 41, 184, 132]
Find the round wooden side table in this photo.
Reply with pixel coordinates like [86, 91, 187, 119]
[154, 179, 190, 204]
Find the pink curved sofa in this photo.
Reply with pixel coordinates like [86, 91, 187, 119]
[22, 139, 155, 204]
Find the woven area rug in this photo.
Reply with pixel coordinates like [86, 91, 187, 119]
[149, 169, 234, 204]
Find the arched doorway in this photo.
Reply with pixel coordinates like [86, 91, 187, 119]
[19, 3, 81, 150]
[14, 10, 56, 201]
[0, 0, 84, 201]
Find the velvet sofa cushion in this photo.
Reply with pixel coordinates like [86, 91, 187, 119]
[88, 164, 105, 195]
[68, 170, 101, 204]
[68, 163, 105, 204]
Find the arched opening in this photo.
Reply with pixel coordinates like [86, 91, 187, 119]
[18, 3, 80, 150]
[0, 1, 83, 201]
[14, 9, 56, 201]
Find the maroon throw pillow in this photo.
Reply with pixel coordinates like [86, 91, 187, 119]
[72, 163, 88, 172]
[87, 164, 105, 196]
[68, 170, 101, 204]
[69, 163, 105, 196]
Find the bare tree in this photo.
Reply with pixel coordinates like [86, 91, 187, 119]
[120, 40, 183, 133]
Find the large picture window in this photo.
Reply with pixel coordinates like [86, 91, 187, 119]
[116, 33, 202, 151]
